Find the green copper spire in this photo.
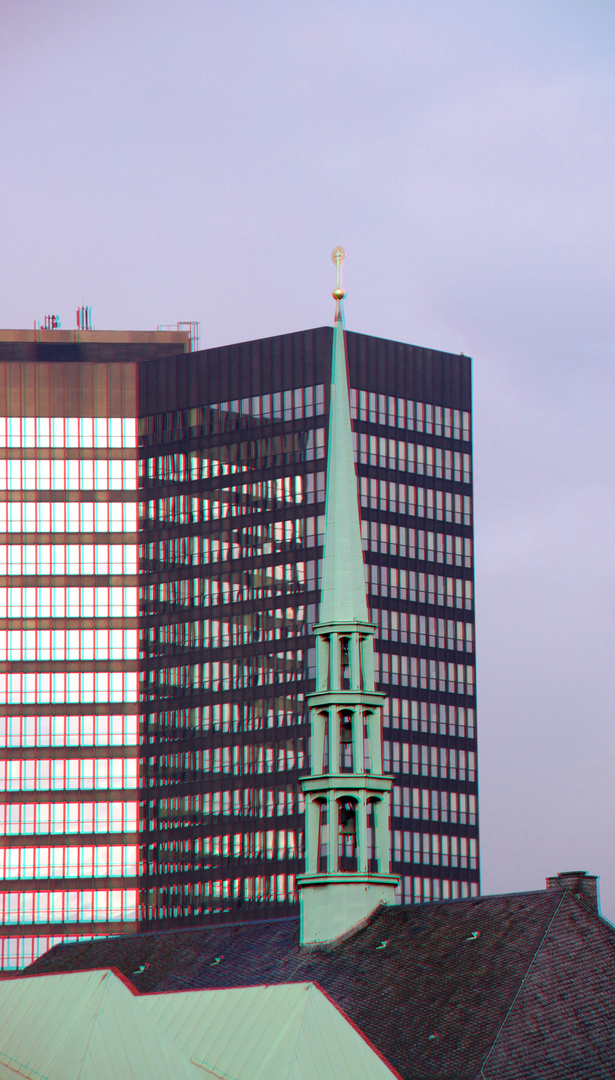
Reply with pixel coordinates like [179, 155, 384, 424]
[319, 248, 369, 624]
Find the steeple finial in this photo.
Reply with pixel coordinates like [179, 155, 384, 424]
[319, 249, 369, 625]
[332, 246, 346, 301]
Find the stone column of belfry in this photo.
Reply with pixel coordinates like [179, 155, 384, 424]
[297, 249, 399, 945]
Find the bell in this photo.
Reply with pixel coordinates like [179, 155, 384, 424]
[341, 724, 353, 745]
[340, 812, 356, 836]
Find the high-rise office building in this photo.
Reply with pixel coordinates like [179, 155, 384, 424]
[0, 309, 478, 969]
[0, 326, 190, 970]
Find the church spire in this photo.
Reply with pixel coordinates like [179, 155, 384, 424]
[320, 247, 369, 624]
[297, 251, 399, 946]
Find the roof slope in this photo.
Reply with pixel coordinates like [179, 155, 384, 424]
[141, 981, 396, 1080]
[479, 892, 615, 1079]
[0, 968, 202, 1080]
[24, 889, 615, 1080]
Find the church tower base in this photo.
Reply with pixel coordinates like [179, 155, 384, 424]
[298, 873, 399, 946]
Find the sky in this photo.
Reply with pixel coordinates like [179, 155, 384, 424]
[1, 0, 615, 918]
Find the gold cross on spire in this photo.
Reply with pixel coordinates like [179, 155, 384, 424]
[331, 246, 346, 300]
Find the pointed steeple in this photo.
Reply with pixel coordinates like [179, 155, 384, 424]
[297, 250, 399, 946]
[319, 249, 369, 624]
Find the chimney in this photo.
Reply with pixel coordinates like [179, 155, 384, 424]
[546, 870, 600, 913]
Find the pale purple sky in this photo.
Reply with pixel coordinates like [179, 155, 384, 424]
[2, 0, 615, 917]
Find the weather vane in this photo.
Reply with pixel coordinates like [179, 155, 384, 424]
[331, 246, 346, 300]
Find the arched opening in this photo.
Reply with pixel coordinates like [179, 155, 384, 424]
[322, 635, 331, 691]
[338, 798, 358, 872]
[367, 798, 380, 872]
[363, 712, 372, 773]
[316, 799, 328, 872]
[321, 712, 329, 773]
[340, 637, 351, 690]
[339, 712, 354, 772]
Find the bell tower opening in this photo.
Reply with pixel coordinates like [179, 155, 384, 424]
[340, 713, 354, 772]
[338, 798, 358, 872]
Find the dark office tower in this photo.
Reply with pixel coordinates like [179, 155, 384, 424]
[138, 324, 478, 930]
[0, 327, 190, 971]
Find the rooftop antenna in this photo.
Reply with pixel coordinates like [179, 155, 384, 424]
[76, 306, 92, 331]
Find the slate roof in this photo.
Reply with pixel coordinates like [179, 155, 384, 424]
[25, 887, 615, 1080]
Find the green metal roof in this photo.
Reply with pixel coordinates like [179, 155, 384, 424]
[0, 969, 203, 1080]
[0, 970, 396, 1080]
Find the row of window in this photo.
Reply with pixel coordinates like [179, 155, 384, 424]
[0, 629, 138, 661]
[151, 696, 300, 737]
[144, 522, 324, 569]
[0, 714, 138, 748]
[147, 652, 305, 698]
[355, 433, 471, 482]
[0, 586, 137, 618]
[0, 501, 137, 534]
[376, 656, 475, 695]
[0, 671, 138, 705]
[142, 431, 326, 486]
[373, 610, 474, 652]
[363, 523, 472, 567]
[0, 934, 103, 972]
[0, 845, 137, 880]
[146, 609, 306, 656]
[153, 787, 298, 831]
[141, 385, 327, 442]
[154, 786, 303, 828]
[142, 388, 470, 444]
[142, 522, 470, 574]
[147, 565, 315, 613]
[0, 544, 137, 577]
[359, 478, 472, 525]
[145, 873, 297, 922]
[0, 758, 137, 791]
[0, 459, 137, 491]
[368, 567, 473, 608]
[0, 801, 138, 836]
[0, 417, 137, 449]
[150, 740, 305, 782]
[394, 831, 478, 870]
[393, 787, 477, 825]
[141, 435, 470, 490]
[143, 475, 322, 528]
[402, 876, 478, 905]
[198, 829, 300, 862]
[383, 699, 476, 738]
[0, 889, 138, 924]
[385, 742, 477, 781]
[349, 390, 470, 440]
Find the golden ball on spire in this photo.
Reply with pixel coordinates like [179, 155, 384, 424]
[332, 287, 346, 301]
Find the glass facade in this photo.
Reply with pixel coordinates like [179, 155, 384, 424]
[137, 327, 479, 928]
[0, 325, 479, 964]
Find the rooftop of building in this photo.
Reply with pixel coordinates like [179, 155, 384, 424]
[22, 881, 615, 1080]
[0, 328, 191, 346]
